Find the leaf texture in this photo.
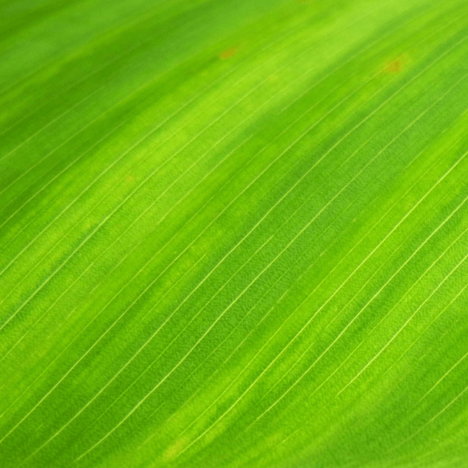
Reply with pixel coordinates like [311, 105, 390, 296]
[1, 0, 468, 467]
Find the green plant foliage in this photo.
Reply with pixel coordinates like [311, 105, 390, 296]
[2, 0, 468, 466]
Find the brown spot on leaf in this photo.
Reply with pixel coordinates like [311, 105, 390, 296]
[386, 60, 402, 73]
[220, 47, 237, 60]
[384, 55, 410, 74]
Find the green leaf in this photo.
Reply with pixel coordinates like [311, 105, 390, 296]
[1, 0, 468, 466]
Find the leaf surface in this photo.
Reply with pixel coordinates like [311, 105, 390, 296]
[1, 0, 468, 467]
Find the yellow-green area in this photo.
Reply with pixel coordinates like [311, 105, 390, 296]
[1, 0, 468, 466]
